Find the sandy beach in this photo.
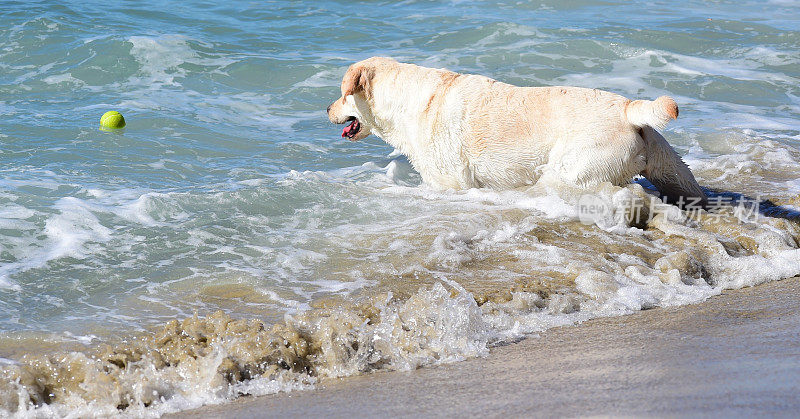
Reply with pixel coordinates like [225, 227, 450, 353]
[173, 276, 800, 418]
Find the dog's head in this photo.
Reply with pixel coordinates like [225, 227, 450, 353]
[327, 57, 392, 141]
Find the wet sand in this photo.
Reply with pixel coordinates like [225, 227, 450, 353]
[173, 276, 800, 418]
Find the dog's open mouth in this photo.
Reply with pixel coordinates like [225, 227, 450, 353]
[341, 116, 361, 140]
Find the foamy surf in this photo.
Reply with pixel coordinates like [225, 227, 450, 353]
[3, 177, 800, 416]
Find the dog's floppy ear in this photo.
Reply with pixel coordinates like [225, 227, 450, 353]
[342, 64, 375, 99]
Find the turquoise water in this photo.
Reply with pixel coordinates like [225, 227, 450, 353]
[2, 0, 800, 416]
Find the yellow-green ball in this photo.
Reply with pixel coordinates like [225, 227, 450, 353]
[100, 111, 126, 129]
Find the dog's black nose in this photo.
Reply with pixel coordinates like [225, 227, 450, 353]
[326, 104, 331, 114]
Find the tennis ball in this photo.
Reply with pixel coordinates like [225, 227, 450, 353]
[100, 111, 126, 129]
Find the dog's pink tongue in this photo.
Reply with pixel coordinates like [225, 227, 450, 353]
[342, 120, 356, 137]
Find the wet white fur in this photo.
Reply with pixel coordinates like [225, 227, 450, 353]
[329, 57, 705, 204]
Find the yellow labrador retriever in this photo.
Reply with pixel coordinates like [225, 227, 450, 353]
[327, 57, 706, 207]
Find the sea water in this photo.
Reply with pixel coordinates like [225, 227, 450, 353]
[1, 0, 799, 416]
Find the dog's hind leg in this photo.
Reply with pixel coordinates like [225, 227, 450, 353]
[640, 126, 707, 209]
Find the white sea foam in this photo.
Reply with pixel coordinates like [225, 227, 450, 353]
[127, 35, 197, 87]
[42, 73, 84, 86]
[0, 197, 112, 288]
[5, 133, 800, 419]
[15, 212, 795, 417]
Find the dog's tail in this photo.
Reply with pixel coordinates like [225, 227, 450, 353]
[639, 125, 707, 208]
[625, 96, 678, 130]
